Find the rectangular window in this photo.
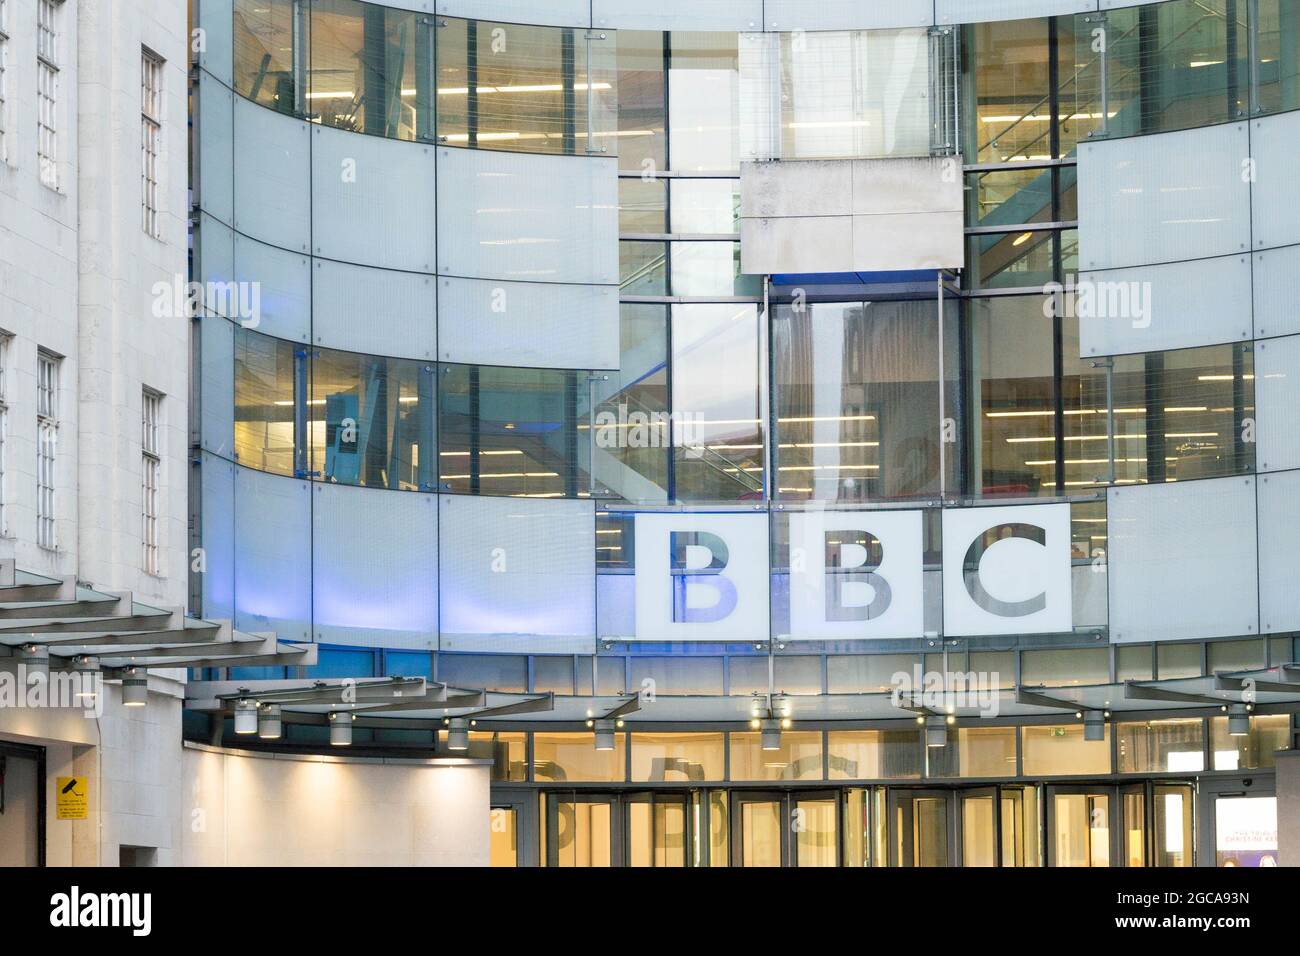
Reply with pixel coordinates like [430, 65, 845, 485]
[141, 49, 163, 237]
[36, 351, 59, 549]
[37, 0, 59, 187]
[142, 389, 162, 574]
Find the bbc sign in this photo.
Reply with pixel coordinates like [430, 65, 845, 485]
[634, 504, 1073, 640]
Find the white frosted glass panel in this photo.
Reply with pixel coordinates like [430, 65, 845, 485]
[198, 0, 234, 87]
[312, 259, 437, 360]
[436, 0, 590, 28]
[312, 483, 437, 648]
[1258, 470, 1300, 633]
[438, 277, 617, 369]
[232, 233, 310, 343]
[234, 468, 311, 640]
[438, 495, 595, 652]
[1072, 562, 1107, 629]
[201, 453, 236, 622]
[199, 79, 234, 227]
[597, 573, 636, 638]
[739, 29, 932, 163]
[201, 316, 234, 459]
[593, 0, 762, 31]
[763, 0, 933, 30]
[1078, 124, 1251, 271]
[936, 0, 1096, 24]
[1254, 335, 1300, 473]
[1107, 477, 1258, 642]
[1251, 112, 1300, 251]
[436, 147, 618, 284]
[669, 47, 740, 172]
[233, 98, 311, 253]
[198, 214, 235, 318]
[310, 125, 437, 273]
[670, 179, 739, 234]
[670, 242, 739, 296]
[1253, 244, 1300, 339]
[1077, 254, 1252, 357]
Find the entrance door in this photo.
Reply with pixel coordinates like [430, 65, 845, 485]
[792, 791, 840, 867]
[960, 788, 998, 866]
[625, 791, 690, 867]
[1121, 783, 1147, 866]
[889, 790, 955, 867]
[1200, 777, 1277, 868]
[546, 793, 618, 867]
[1046, 786, 1115, 867]
[731, 792, 787, 867]
[999, 784, 1042, 867]
[0, 742, 44, 867]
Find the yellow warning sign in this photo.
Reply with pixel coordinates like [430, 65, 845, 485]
[56, 777, 88, 820]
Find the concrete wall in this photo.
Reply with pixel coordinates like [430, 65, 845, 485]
[182, 744, 492, 866]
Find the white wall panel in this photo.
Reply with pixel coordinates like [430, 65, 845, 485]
[438, 495, 595, 652]
[234, 469, 312, 641]
[201, 454, 236, 622]
[436, 0, 589, 28]
[232, 233, 310, 343]
[1107, 477, 1258, 642]
[198, 78, 234, 227]
[312, 259, 437, 360]
[1258, 470, 1300, 633]
[200, 316, 234, 459]
[1254, 335, 1300, 474]
[936, 0, 1096, 24]
[1077, 254, 1252, 357]
[312, 484, 437, 648]
[593, 0, 762, 31]
[436, 147, 618, 285]
[1253, 243, 1300, 339]
[197, 0, 234, 87]
[1251, 111, 1300, 251]
[197, 214, 235, 318]
[438, 277, 618, 369]
[233, 98, 311, 253]
[1078, 123, 1251, 271]
[763, 0, 933, 30]
[310, 125, 437, 273]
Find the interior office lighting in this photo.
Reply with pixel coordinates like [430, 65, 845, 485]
[1227, 703, 1252, 736]
[234, 699, 258, 735]
[258, 703, 282, 740]
[329, 711, 354, 747]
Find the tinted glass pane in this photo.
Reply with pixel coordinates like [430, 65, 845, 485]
[615, 30, 666, 172]
[234, 0, 297, 112]
[234, 327, 298, 476]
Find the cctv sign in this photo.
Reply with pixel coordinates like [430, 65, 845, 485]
[633, 503, 1072, 641]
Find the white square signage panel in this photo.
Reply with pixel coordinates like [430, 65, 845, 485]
[787, 510, 924, 639]
[941, 503, 1073, 637]
[634, 512, 769, 642]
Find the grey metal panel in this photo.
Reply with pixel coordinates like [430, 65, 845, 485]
[592, 0, 762, 31]
[438, 276, 618, 369]
[436, 146, 618, 285]
[436, 0, 589, 27]
[1077, 254, 1253, 357]
[197, 77, 234, 228]
[312, 483, 438, 648]
[1078, 123, 1252, 271]
[763, 0, 934, 30]
[312, 259, 437, 360]
[1107, 477, 1259, 643]
[310, 124, 437, 273]
[1251, 111, 1300, 252]
[232, 97, 311, 253]
[936, 0, 1096, 24]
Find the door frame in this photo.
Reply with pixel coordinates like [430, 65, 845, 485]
[623, 789, 693, 867]
[730, 789, 790, 867]
[544, 791, 623, 868]
[0, 739, 46, 868]
[887, 787, 958, 867]
[1044, 783, 1120, 867]
[1198, 774, 1277, 868]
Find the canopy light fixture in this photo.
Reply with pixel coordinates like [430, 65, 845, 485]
[258, 703, 282, 740]
[16, 643, 49, 679]
[926, 714, 952, 748]
[1083, 709, 1109, 742]
[1227, 702, 1253, 736]
[329, 710, 354, 746]
[122, 669, 148, 707]
[234, 699, 259, 735]
[445, 717, 470, 751]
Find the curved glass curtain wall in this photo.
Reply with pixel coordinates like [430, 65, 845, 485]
[232, 0, 618, 152]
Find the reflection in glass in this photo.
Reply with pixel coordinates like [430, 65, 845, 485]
[795, 798, 838, 867]
[631, 733, 725, 782]
[774, 300, 955, 503]
[438, 364, 589, 498]
[1023, 724, 1112, 776]
[966, 167, 1054, 228]
[670, 241, 757, 296]
[1122, 788, 1146, 866]
[234, 0, 298, 113]
[618, 178, 667, 234]
[967, 230, 1055, 290]
[553, 799, 613, 867]
[1211, 714, 1291, 770]
[738, 799, 782, 867]
[964, 18, 1052, 163]
[309, 0, 428, 141]
[1154, 784, 1195, 867]
[1001, 785, 1042, 867]
[962, 794, 997, 866]
[534, 733, 626, 782]
[1256, 0, 1300, 114]
[709, 791, 730, 867]
[729, 732, 823, 781]
[671, 304, 764, 502]
[1116, 719, 1206, 773]
[669, 33, 739, 172]
[615, 30, 666, 172]
[310, 346, 435, 491]
[619, 240, 668, 295]
[1053, 792, 1109, 867]
[670, 178, 739, 234]
[489, 807, 517, 866]
[843, 789, 870, 866]
[234, 327, 298, 476]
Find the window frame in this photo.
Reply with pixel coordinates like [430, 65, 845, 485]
[36, 350, 59, 550]
[140, 47, 164, 237]
[142, 387, 163, 575]
[36, 0, 61, 189]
